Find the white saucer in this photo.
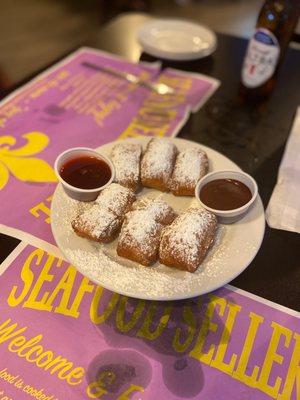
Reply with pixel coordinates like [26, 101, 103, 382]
[51, 137, 265, 301]
[137, 19, 217, 60]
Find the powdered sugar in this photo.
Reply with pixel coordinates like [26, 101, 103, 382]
[51, 137, 264, 300]
[111, 143, 141, 190]
[119, 210, 162, 250]
[95, 183, 135, 217]
[132, 196, 176, 224]
[160, 207, 217, 268]
[73, 205, 119, 240]
[72, 183, 135, 242]
[170, 147, 208, 194]
[141, 138, 177, 186]
[64, 224, 229, 299]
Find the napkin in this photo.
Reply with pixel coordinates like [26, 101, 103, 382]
[266, 107, 300, 233]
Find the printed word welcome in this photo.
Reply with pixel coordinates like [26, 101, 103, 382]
[6, 248, 300, 400]
[0, 318, 84, 386]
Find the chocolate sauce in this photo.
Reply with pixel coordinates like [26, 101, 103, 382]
[60, 156, 111, 189]
[200, 179, 252, 210]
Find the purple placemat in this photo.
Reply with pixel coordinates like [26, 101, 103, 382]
[0, 243, 299, 400]
[0, 47, 219, 249]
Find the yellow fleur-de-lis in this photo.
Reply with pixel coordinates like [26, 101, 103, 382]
[0, 131, 57, 190]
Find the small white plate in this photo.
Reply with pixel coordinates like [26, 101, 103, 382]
[51, 137, 265, 301]
[137, 19, 217, 60]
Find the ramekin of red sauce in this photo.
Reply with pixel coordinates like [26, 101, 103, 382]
[195, 170, 258, 224]
[54, 148, 115, 201]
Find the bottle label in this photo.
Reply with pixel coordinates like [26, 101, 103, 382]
[242, 28, 280, 88]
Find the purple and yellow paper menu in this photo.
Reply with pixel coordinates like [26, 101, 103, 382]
[0, 243, 299, 400]
[0, 48, 219, 250]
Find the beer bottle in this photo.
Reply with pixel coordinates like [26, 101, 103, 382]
[239, 0, 300, 101]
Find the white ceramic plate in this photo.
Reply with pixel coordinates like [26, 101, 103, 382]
[137, 19, 217, 60]
[51, 137, 265, 301]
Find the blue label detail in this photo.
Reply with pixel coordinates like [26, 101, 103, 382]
[254, 30, 276, 45]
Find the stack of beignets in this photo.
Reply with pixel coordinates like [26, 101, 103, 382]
[71, 139, 217, 272]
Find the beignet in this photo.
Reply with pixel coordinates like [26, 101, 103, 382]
[111, 143, 142, 191]
[141, 138, 177, 191]
[117, 210, 163, 266]
[131, 196, 176, 225]
[72, 206, 121, 243]
[72, 183, 135, 242]
[159, 207, 217, 272]
[95, 183, 135, 217]
[169, 147, 208, 196]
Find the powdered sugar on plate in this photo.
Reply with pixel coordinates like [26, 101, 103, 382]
[51, 137, 265, 300]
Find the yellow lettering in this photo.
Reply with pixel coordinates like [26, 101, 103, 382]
[86, 370, 115, 398]
[65, 367, 85, 385]
[29, 196, 52, 224]
[44, 356, 73, 376]
[210, 302, 241, 374]
[278, 332, 300, 400]
[35, 350, 53, 367]
[45, 265, 77, 316]
[7, 249, 41, 307]
[23, 254, 58, 311]
[67, 277, 94, 318]
[137, 302, 171, 340]
[116, 297, 145, 333]
[256, 322, 292, 398]
[119, 122, 165, 139]
[189, 295, 227, 365]
[173, 305, 197, 353]
[90, 287, 119, 324]
[17, 335, 43, 357]
[1, 317, 84, 386]
[118, 384, 144, 400]
[86, 382, 107, 399]
[144, 94, 185, 109]
[24, 345, 43, 362]
[0, 319, 27, 344]
[159, 76, 192, 90]
[232, 312, 264, 387]
[7, 336, 26, 352]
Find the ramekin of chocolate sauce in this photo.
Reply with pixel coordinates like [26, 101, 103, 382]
[54, 148, 115, 201]
[195, 171, 258, 224]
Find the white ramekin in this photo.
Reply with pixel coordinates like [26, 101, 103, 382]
[195, 170, 258, 224]
[54, 147, 115, 202]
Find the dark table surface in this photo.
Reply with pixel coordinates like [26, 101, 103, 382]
[1, 13, 299, 310]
